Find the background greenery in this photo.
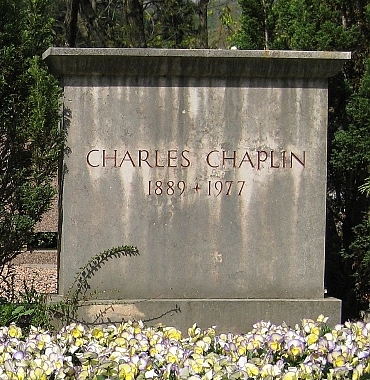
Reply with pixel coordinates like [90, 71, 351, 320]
[2, 0, 370, 322]
[0, 0, 65, 296]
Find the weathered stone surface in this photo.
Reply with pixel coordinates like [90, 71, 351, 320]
[43, 48, 349, 78]
[77, 298, 342, 332]
[44, 49, 349, 332]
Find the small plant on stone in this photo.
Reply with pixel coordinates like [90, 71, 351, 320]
[49, 245, 139, 326]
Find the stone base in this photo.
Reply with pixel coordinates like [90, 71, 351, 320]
[50, 297, 341, 333]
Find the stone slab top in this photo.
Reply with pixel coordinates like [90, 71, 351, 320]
[43, 48, 351, 78]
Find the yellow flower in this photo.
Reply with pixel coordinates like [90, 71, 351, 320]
[306, 333, 319, 346]
[31, 358, 54, 376]
[194, 337, 211, 354]
[333, 354, 346, 368]
[118, 362, 137, 380]
[260, 364, 281, 378]
[92, 327, 105, 340]
[8, 324, 22, 339]
[29, 367, 47, 380]
[151, 342, 166, 357]
[244, 363, 259, 377]
[237, 345, 246, 356]
[268, 333, 283, 352]
[188, 324, 202, 340]
[166, 347, 180, 364]
[189, 353, 206, 374]
[149, 333, 162, 347]
[189, 361, 203, 374]
[251, 334, 264, 349]
[70, 323, 85, 339]
[36, 341, 45, 351]
[287, 339, 305, 358]
[282, 369, 298, 380]
[14, 367, 26, 380]
[353, 364, 364, 380]
[364, 361, 370, 374]
[78, 351, 99, 366]
[206, 327, 216, 338]
[299, 363, 313, 376]
[317, 315, 329, 324]
[78, 369, 91, 380]
[75, 337, 84, 347]
[269, 340, 280, 351]
[302, 319, 320, 336]
[163, 327, 182, 341]
[5, 371, 17, 380]
[115, 337, 128, 348]
[218, 333, 227, 342]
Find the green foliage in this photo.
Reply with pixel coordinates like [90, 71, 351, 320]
[0, 284, 51, 331]
[0, 303, 34, 328]
[351, 59, 370, 198]
[274, 0, 358, 51]
[233, 0, 276, 49]
[0, 0, 64, 270]
[233, 0, 358, 50]
[343, 216, 370, 306]
[337, 61, 370, 311]
[145, 0, 200, 48]
[360, 179, 370, 197]
[51, 0, 217, 48]
[29, 232, 57, 249]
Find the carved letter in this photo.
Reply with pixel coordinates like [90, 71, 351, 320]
[181, 150, 191, 167]
[222, 151, 237, 167]
[238, 151, 255, 168]
[102, 150, 117, 167]
[167, 150, 178, 167]
[206, 150, 219, 168]
[282, 150, 287, 168]
[119, 151, 136, 167]
[270, 150, 280, 168]
[155, 150, 165, 167]
[290, 151, 306, 168]
[86, 149, 100, 167]
[257, 151, 268, 170]
[138, 150, 153, 167]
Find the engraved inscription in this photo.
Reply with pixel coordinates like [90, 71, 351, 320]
[86, 148, 306, 197]
[87, 149, 306, 169]
[146, 180, 247, 196]
[86, 149, 191, 168]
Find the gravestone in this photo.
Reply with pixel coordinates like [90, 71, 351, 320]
[43, 48, 350, 332]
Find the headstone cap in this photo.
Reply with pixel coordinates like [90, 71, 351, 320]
[43, 48, 351, 78]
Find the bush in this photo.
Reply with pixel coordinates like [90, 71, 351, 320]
[0, 283, 51, 331]
[0, 0, 65, 273]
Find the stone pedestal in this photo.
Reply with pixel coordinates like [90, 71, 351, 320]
[43, 48, 349, 332]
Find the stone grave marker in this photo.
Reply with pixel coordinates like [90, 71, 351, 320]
[43, 48, 350, 332]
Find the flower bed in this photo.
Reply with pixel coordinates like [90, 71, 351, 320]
[0, 315, 369, 379]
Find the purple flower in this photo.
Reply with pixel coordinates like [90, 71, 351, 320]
[286, 339, 305, 357]
[357, 350, 369, 359]
[12, 351, 24, 360]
